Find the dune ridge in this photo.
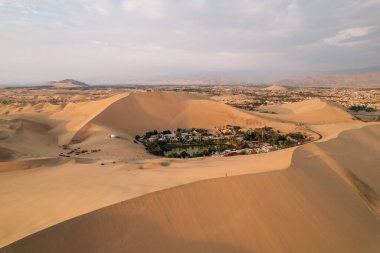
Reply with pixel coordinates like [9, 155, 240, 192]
[257, 98, 354, 124]
[89, 91, 268, 137]
[0, 119, 59, 162]
[2, 125, 379, 253]
[0, 145, 296, 247]
[49, 92, 130, 145]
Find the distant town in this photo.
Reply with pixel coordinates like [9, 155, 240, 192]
[149, 85, 380, 122]
[157, 85, 379, 109]
[1, 83, 379, 122]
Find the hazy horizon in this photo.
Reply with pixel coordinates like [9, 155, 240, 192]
[1, 0, 380, 85]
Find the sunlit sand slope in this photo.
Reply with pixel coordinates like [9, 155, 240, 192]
[0, 119, 59, 163]
[3, 125, 379, 253]
[0, 147, 295, 247]
[294, 124, 380, 215]
[258, 98, 354, 124]
[50, 93, 129, 145]
[89, 91, 267, 137]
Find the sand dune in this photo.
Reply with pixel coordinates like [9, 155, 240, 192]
[260, 98, 326, 114]
[1, 91, 269, 146]
[262, 84, 287, 91]
[89, 91, 268, 137]
[0, 157, 68, 172]
[0, 119, 59, 162]
[0, 146, 296, 247]
[0, 91, 378, 251]
[258, 98, 355, 125]
[2, 125, 379, 253]
[49, 92, 129, 145]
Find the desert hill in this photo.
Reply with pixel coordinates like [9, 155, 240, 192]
[3, 125, 379, 253]
[49, 93, 129, 145]
[48, 79, 89, 88]
[262, 84, 287, 91]
[88, 91, 267, 138]
[257, 99, 354, 125]
[0, 119, 60, 165]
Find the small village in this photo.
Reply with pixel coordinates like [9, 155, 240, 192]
[137, 126, 312, 158]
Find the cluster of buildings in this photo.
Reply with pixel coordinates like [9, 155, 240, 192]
[219, 142, 281, 157]
[138, 125, 297, 158]
[139, 126, 245, 144]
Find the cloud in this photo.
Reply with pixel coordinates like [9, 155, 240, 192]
[122, 0, 165, 19]
[130, 44, 162, 51]
[93, 3, 108, 16]
[92, 41, 108, 46]
[287, 2, 298, 11]
[0, 0, 380, 84]
[324, 26, 377, 46]
[190, 0, 207, 9]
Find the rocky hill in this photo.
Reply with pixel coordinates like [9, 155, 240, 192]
[48, 79, 89, 88]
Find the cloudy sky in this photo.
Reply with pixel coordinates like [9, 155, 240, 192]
[0, 0, 379, 84]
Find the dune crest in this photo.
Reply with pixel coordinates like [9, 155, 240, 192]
[258, 98, 354, 124]
[49, 93, 130, 145]
[3, 125, 380, 253]
[87, 91, 268, 137]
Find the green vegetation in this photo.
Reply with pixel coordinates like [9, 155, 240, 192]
[137, 126, 311, 159]
[349, 105, 376, 112]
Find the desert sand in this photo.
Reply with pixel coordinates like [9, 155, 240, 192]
[1, 125, 379, 253]
[257, 98, 355, 125]
[0, 91, 379, 252]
